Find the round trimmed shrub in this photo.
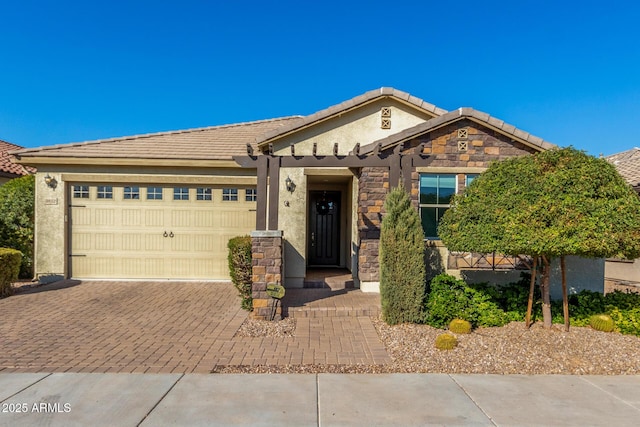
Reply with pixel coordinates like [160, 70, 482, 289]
[449, 318, 472, 334]
[589, 314, 615, 332]
[435, 333, 458, 350]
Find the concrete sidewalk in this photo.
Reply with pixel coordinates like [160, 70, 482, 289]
[1, 373, 639, 426]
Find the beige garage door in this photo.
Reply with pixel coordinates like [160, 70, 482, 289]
[69, 184, 256, 279]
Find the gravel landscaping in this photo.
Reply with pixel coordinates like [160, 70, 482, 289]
[226, 317, 640, 374]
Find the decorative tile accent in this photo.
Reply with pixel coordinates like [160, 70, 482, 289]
[381, 118, 391, 129]
[457, 128, 468, 139]
[381, 107, 391, 117]
[457, 140, 468, 152]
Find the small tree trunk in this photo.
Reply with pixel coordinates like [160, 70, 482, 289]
[525, 257, 538, 328]
[540, 256, 552, 328]
[561, 256, 569, 332]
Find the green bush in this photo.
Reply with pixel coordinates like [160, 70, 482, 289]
[424, 274, 508, 328]
[0, 175, 34, 278]
[0, 248, 22, 298]
[227, 236, 253, 311]
[380, 186, 426, 325]
[608, 308, 640, 336]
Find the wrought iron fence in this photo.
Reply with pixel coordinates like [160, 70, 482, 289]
[448, 252, 533, 270]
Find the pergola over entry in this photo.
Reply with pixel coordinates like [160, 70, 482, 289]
[233, 141, 431, 231]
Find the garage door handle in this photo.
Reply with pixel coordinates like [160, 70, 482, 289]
[163, 231, 168, 237]
[169, 231, 174, 238]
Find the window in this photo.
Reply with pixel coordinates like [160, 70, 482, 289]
[123, 186, 140, 200]
[73, 185, 89, 199]
[147, 186, 163, 200]
[196, 187, 212, 201]
[245, 188, 257, 202]
[419, 174, 457, 239]
[222, 188, 238, 201]
[97, 185, 113, 199]
[173, 187, 189, 200]
[466, 174, 479, 187]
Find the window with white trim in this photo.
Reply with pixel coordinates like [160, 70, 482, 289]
[419, 174, 457, 239]
[123, 186, 140, 200]
[466, 174, 479, 187]
[196, 187, 212, 201]
[97, 185, 113, 199]
[222, 188, 238, 201]
[73, 185, 89, 199]
[245, 188, 257, 202]
[147, 186, 163, 200]
[173, 187, 189, 201]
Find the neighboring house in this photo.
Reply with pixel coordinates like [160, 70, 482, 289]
[0, 140, 34, 184]
[13, 88, 604, 309]
[605, 148, 640, 289]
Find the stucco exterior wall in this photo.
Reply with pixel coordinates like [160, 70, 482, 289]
[605, 258, 640, 285]
[272, 99, 434, 156]
[279, 167, 307, 287]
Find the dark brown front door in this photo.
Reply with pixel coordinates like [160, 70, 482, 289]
[308, 191, 340, 266]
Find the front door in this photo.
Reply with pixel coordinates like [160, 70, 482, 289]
[308, 191, 340, 266]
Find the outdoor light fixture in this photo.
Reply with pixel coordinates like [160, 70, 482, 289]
[285, 176, 295, 193]
[44, 174, 57, 189]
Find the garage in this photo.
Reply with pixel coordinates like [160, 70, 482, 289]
[69, 183, 256, 279]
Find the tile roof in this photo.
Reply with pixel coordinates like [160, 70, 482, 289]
[606, 148, 640, 189]
[255, 87, 448, 146]
[1, 140, 35, 176]
[358, 107, 556, 155]
[13, 117, 304, 161]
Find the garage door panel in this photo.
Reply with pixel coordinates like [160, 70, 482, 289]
[70, 184, 256, 279]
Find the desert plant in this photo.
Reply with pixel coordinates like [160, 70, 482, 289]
[0, 248, 22, 298]
[380, 185, 426, 324]
[435, 333, 458, 350]
[449, 318, 472, 334]
[589, 314, 615, 332]
[227, 236, 253, 311]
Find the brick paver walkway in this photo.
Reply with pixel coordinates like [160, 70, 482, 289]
[0, 281, 389, 373]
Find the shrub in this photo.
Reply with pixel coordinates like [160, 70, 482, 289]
[227, 236, 253, 311]
[608, 308, 640, 336]
[449, 318, 472, 334]
[435, 333, 458, 350]
[0, 248, 22, 298]
[424, 274, 509, 328]
[0, 175, 34, 278]
[380, 186, 426, 324]
[589, 314, 615, 332]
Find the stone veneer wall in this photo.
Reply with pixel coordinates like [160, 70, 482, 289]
[356, 119, 541, 283]
[357, 167, 388, 282]
[250, 231, 283, 320]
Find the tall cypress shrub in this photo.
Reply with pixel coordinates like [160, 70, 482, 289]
[380, 185, 426, 324]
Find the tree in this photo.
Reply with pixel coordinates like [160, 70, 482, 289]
[0, 175, 35, 278]
[380, 185, 426, 324]
[438, 147, 640, 328]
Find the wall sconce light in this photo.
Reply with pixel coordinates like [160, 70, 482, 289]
[44, 174, 57, 189]
[285, 176, 296, 193]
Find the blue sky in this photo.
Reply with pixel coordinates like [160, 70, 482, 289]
[1, 0, 638, 156]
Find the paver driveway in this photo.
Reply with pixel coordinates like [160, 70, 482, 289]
[0, 281, 389, 373]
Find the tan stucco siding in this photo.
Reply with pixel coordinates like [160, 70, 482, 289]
[272, 99, 434, 156]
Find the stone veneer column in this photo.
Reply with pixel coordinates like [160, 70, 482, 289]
[250, 230, 284, 320]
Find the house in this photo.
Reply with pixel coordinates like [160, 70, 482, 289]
[13, 88, 604, 317]
[1, 140, 34, 185]
[605, 148, 640, 291]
